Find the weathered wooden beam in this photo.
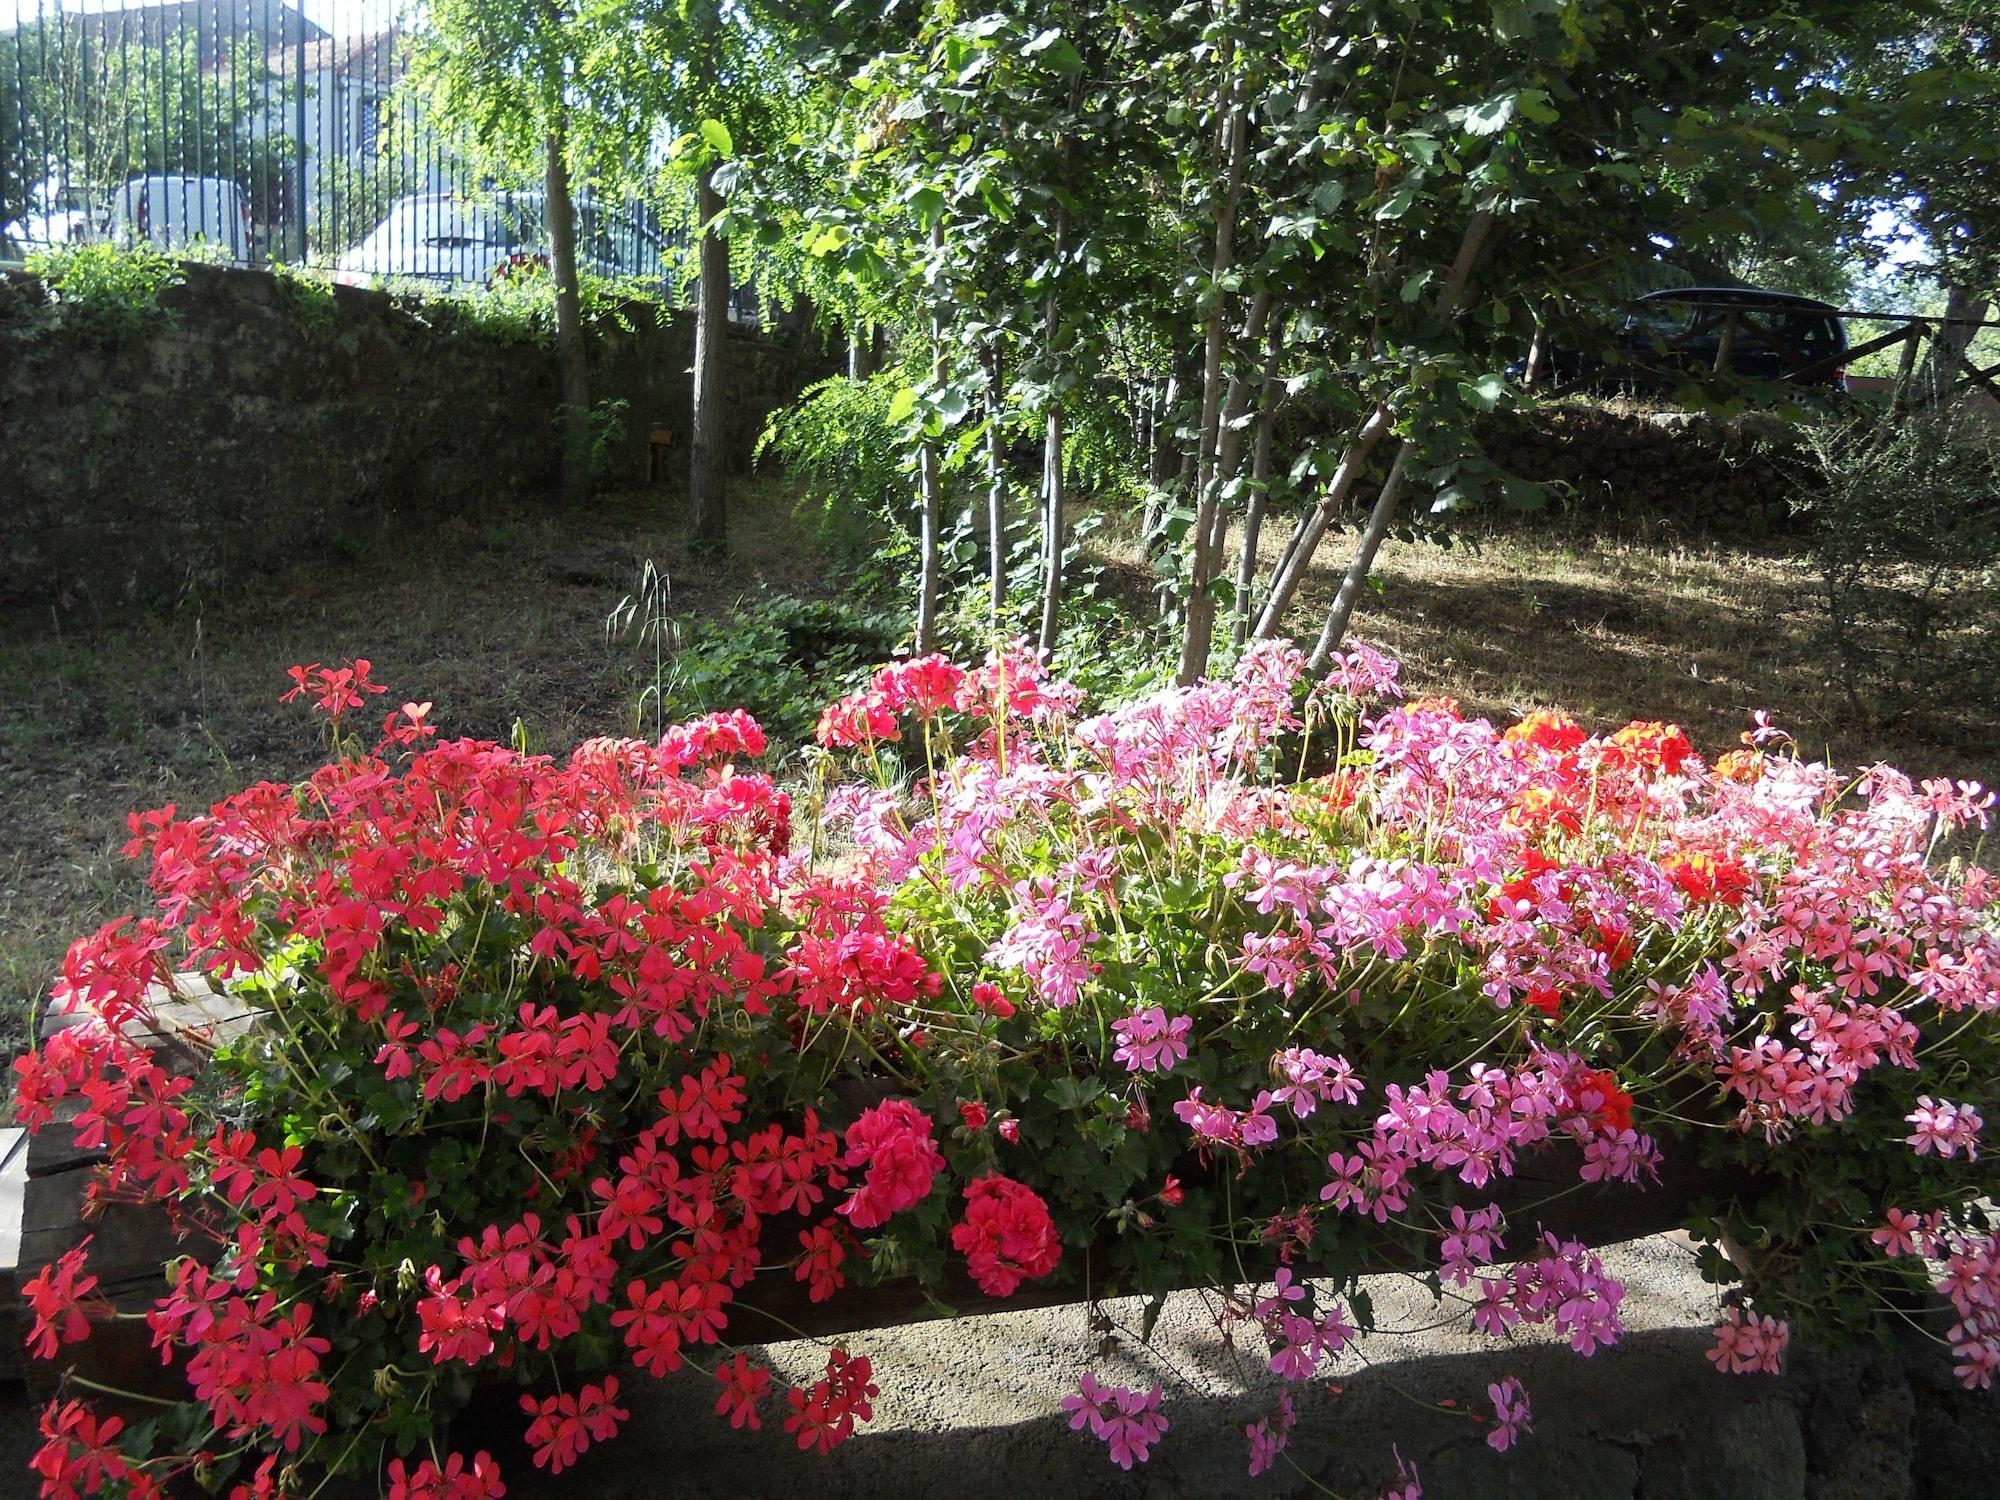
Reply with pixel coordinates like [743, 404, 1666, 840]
[1786, 320, 1927, 385]
[1956, 359, 2000, 403]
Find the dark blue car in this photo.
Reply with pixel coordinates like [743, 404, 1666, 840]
[1523, 287, 1850, 392]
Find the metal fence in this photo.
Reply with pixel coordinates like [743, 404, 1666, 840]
[2, 0, 674, 283]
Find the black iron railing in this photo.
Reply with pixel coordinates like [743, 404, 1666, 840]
[2, 0, 675, 284]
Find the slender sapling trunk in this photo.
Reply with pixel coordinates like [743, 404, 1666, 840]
[545, 124, 591, 507]
[915, 222, 945, 653]
[986, 346, 1007, 619]
[688, 161, 730, 555]
[1303, 208, 1498, 661]
[1233, 323, 1285, 649]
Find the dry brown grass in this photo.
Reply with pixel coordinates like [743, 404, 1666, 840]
[1104, 508, 2000, 791]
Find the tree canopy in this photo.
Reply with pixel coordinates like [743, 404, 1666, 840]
[381, 0, 1997, 666]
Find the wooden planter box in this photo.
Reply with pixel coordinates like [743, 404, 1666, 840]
[7, 979, 1751, 1408]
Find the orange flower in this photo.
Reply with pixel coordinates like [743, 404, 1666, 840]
[1713, 748, 1765, 784]
[1508, 786, 1584, 836]
[1601, 720, 1695, 776]
[1407, 695, 1463, 719]
[1505, 710, 1587, 754]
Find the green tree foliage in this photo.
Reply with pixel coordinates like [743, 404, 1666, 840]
[1, 30, 32, 230]
[1, 24, 278, 224]
[765, 1, 1975, 672]
[378, 1, 2000, 664]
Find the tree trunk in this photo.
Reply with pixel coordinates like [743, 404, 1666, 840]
[1180, 293, 1271, 681]
[1248, 406, 1393, 638]
[986, 346, 1007, 619]
[1136, 387, 1155, 484]
[1252, 207, 1496, 643]
[1175, 46, 1250, 686]
[1151, 361, 1188, 487]
[1889, 324, 1925, 412]
[688, 161, 729, 556]
[1038, 205, 1069, 657]
[1921, 285, 1991, 398]
[1265, 490, 1317, 605]
[1039, 403, 1066, 657]
[1303, 208, 1499, 662]
[1139, 370, 1182, 550]
[1233, 323, 1285, 649]
[1306, 442, 1413, 670]
[1523, 302, 1552, 388]
[849, 323, 880, 381]
[544, 124, 591, 507]
[915, 224, 945, 654]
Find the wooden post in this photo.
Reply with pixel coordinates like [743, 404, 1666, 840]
[1891, 324, 1924, 411]
[1711, 310, 1739, 375]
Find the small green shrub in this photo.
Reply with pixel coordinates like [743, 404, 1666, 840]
[267, 260, 339, 330]
[1789, 406, 2000, 724]
[553, 396, 632, 481]
[667, 594, 905, 750]
[757, 372, 912, 543]
[22, 241, 183, 344]
[611, 569, 906, 751]
[399, 263, 668, 346]
[936, 509, 1178, 703]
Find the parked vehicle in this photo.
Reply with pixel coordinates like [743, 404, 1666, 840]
[105, 175, 254, 264]
[332, 191, 769, 325]
[1, 178, 103, 255]
[1523, 287, 1850, 392]
[1620, 287, 1848, 386]
[332, 191, 670, 288]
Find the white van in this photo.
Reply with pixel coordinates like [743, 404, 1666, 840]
[107, 176, 253, 264]
[1, 177, 103, 255]
[331, 193, 525, 285]
[333, 191, 669, 287]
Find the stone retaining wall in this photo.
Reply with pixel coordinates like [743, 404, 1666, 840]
[449, 1237, 1995, 1500]
[0, 264, 834, 620]
[1479, 404, 1802, 536]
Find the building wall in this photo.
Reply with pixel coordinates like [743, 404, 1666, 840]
[0, 262, 835, 620]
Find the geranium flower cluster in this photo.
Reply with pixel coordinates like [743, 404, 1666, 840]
[950, 1174, 1064, 1296]
[1060, 1375, 1170, 1470]
[14, 672, 1060, 1498]
[1706, 1305, 1791, 1376]
[812, 639, 1998, 1473]
[1113, 1006, 1193, 1073]
[836, 1100, 944, 1229]
[15, 639, 2000, 1497]
[1869, 1210, 2000, 1389]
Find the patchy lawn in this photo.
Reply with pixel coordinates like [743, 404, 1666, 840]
[1130, 508, 2000, 795]
[1318, 524, 1997, 784]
